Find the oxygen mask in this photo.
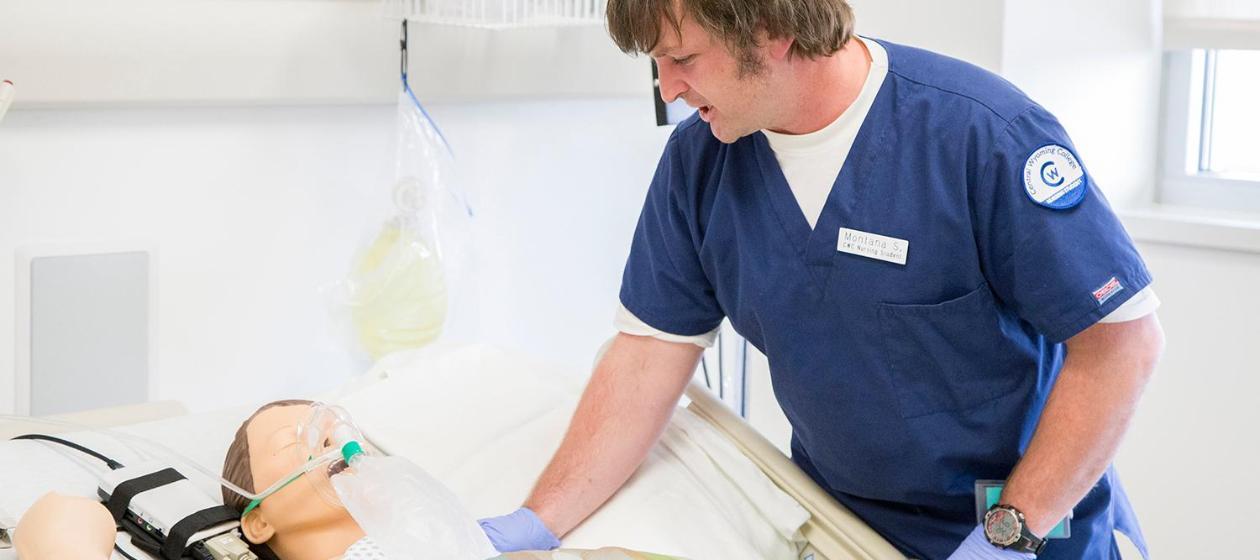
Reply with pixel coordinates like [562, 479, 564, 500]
[239, 403, 372, 518]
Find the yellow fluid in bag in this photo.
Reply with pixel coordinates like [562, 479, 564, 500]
[349, 221, 448, 359]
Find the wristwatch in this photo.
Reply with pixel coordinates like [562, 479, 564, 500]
[983, 504, 1046, 555]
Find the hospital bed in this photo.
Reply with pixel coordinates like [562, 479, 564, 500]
[0, 344, 904, 560]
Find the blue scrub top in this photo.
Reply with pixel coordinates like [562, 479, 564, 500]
[620, 40, 1151, 559]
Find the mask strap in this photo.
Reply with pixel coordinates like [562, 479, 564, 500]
[239, 470, 300, 519]
[239, 446, 343, 518]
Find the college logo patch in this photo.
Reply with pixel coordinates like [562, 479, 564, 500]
[1092, 277, 1123, 306]
[1023, 144, 1087, 210]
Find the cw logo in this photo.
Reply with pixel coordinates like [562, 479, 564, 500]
[1040, 161, 1065, 187]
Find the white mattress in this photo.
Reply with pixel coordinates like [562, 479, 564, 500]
[0, 343, 808, 560]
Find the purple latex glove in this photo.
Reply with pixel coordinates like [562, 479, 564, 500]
[477, 507, 561, 553]
[947, 525, 1038, 560]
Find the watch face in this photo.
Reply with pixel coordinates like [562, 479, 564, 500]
[985, 508, 1021, 547]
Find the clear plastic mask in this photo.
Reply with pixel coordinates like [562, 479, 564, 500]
[241, 403, 370, 517]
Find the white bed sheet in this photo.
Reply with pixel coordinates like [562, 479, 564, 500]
[0, 343, 808, 560]
[340, 344, 809, 559]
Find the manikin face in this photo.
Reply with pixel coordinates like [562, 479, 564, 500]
[650, 12, 784, 143]
[244, 404, 353, 538]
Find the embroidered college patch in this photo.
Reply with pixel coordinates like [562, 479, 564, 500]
[1023, 144, 1087, 210]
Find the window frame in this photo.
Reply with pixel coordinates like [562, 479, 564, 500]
[1159, 49, 1260, 211]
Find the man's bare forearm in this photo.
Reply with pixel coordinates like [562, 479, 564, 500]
[1002, 314, 1164, 535]
[524, 333, 703, 538]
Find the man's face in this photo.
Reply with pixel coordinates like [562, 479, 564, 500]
[651, 13, 779, 143]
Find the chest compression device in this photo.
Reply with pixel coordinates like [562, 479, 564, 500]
[98, 461, 258, 560]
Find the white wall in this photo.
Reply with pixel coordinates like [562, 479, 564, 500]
[1001, 0, 1163, 206]
[0, 1, 646, 105]
[854, 0, 1164, 207]
[851, 0, 1006, 73]
[0, 99, 667, 413]
[1, 0, 657, 413]
[1113, 241, 1260, 559]
[450, 99, 669, 368]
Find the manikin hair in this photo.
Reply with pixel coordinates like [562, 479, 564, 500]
[221, 399, 315, 513]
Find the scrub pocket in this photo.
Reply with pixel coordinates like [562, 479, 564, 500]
[876, 283, 1030, 418]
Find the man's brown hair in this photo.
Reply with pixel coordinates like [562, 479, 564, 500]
[606, 0, 856, 74]
[221, 399, 315, 513]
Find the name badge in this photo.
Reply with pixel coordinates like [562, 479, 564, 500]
[837, 227, 909, 266]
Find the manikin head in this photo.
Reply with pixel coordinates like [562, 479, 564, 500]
[606, 0, 857, 143]
[222, 400, 365, 560]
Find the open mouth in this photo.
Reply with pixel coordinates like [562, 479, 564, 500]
[327, 458, 349, 476]
[699, 105, 713, 121]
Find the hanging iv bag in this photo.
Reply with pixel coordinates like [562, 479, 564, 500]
[334, 87, 475, 360]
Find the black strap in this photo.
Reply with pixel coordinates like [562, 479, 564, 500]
[161, 505, 239, 560]
[1020, 532, 1048, 556]
[105, 468, 186, 522]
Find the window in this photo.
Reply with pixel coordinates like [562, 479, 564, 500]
[1160, 49, 1260, 210]
[1198, 50, 1260, 178]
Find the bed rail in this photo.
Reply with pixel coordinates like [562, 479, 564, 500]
[684, 384, 906, 560]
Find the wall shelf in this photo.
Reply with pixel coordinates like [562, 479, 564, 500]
[387, 0, 606, 29]
[0, 0, 645, 107]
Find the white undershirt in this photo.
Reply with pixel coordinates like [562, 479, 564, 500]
[616, 38, 1158, 347]
[761, 37, 890, 229]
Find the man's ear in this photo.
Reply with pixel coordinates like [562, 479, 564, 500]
[240, 510, 275, 544]
[765, 34, 794, 61]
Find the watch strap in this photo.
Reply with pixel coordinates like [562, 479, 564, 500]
[987, 504, 1046, 555]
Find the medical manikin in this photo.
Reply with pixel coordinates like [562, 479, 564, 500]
[13, 401, 675, 560]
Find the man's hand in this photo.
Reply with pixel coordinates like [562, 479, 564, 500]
[947, 526, 1035, 560]
[478, 507, 560, 552]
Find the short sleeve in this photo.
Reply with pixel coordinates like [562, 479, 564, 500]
[973, 106, 1153, 343]
[613, 304, 719, 347]
[618, 133, 725, 336]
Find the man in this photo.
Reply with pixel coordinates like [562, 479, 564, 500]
[481, 1, 1164, 558]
